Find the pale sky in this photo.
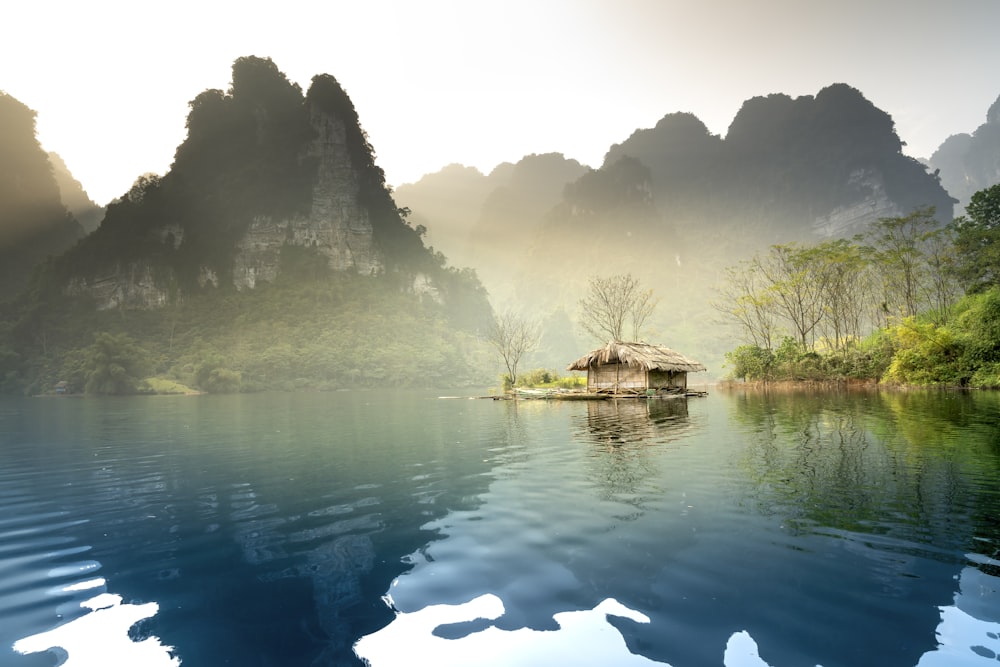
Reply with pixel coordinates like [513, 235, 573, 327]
[3, 0, 998, 205]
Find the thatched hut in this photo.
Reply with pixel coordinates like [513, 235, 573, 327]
[567, 341, 706, 394]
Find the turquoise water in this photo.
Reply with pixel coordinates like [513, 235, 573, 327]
[1, 389, 999, 666]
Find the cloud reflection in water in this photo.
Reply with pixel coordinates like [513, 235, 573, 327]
[13, 589, 179, 666]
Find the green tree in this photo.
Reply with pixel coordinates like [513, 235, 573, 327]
[757, 244, 827, 351]
[83, 332, 149, 395]
[713, 258, 778, 350]
[951, 184, 1000, 293]
[860, 207, 942, 321]
[812, 239, 874, 351]
[724, 344, 774, 381]
[195, 354, 242, 393]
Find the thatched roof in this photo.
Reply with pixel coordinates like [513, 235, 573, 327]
[566, 341, 707, 373]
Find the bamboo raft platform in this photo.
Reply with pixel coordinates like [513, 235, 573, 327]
[483, 388, 708, 401]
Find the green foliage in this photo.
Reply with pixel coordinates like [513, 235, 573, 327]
[724, 284, 1000, 388]
[143, 377, 197, 394]
[969, 363, 1000, 388]
[500, 369, 585, 390]
[951, 184, 1000, 293]
[0, 267, 494, 395]
[276, 244, 331, 284]
[714, 197, 1000, 386]
[860, 206, 946, 319]
[883, 319, 965, 385]
[83, 332, 150, 395]
[841, 330, 896, 380]
[519, 368, 553, 386]
[956, 288, 1000, 368]
[724, 344, 775, 381]
[195, 355, 242, 394]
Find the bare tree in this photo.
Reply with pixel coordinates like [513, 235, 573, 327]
[578, 273, 659, 342]
[486, 309, 539, 388]
[629, 286, 657, 341]
[712, 258, 778, 350]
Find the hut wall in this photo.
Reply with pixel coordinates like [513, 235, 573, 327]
[648, 369, 687, 391]
[588, 363, 647, 392]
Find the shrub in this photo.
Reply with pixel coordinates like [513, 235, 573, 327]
[724, 345, 774, 381]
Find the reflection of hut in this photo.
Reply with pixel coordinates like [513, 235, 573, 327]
[567, 341, 706, 395]
[584, 398, 690, 442]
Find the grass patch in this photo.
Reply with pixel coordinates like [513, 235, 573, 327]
[143, 377, 201, 395]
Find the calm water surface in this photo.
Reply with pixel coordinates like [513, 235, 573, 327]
[1, 389, 999, 666]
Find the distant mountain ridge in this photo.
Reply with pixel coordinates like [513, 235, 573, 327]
[927, 92, 1000, 213]
[602, 83, 952, 240]
[396, 83, 963, 371]
[47, 152, 104, 234]
[0, 92, 84, 299]
[51, 56, 463, 311]
[395, 154, 588, 304]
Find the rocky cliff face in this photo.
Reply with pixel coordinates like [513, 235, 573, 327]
[0, 93, 85, 299]
[232, 106, 382, 291]
[811, 169, 903, 238]
[62, 59, 394, 309]
[66, 261, 170, 310]
[69, 103, 383, 306]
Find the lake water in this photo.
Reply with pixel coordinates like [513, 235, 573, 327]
[1, 388, 999, 667]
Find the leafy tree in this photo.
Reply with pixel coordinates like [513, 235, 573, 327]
[578, 273, 658, 342]
[859, 207, 942, 320]
[957, 288, 1000, 369]
[756, 244, 827, 351]
[812, 239, 873, 351]
[83, 332, 149, 394]
[919, 225, 961, 323]
[713, 258, 777, 350]
[487, 309, 539, 388]
[883, 318, 964, 386]
[951, 184, 1000, 293]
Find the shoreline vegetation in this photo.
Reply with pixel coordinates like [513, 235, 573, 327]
[718, 286, 1000, 391]
[714, 186, 1000, 391]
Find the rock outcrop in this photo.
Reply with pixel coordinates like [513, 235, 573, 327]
[927, 92, 1000, 213]
[59, 58, 405, 310]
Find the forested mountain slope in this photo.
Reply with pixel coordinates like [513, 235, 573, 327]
[0, 93, 84, 299]
[0, 57, 493, 394]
